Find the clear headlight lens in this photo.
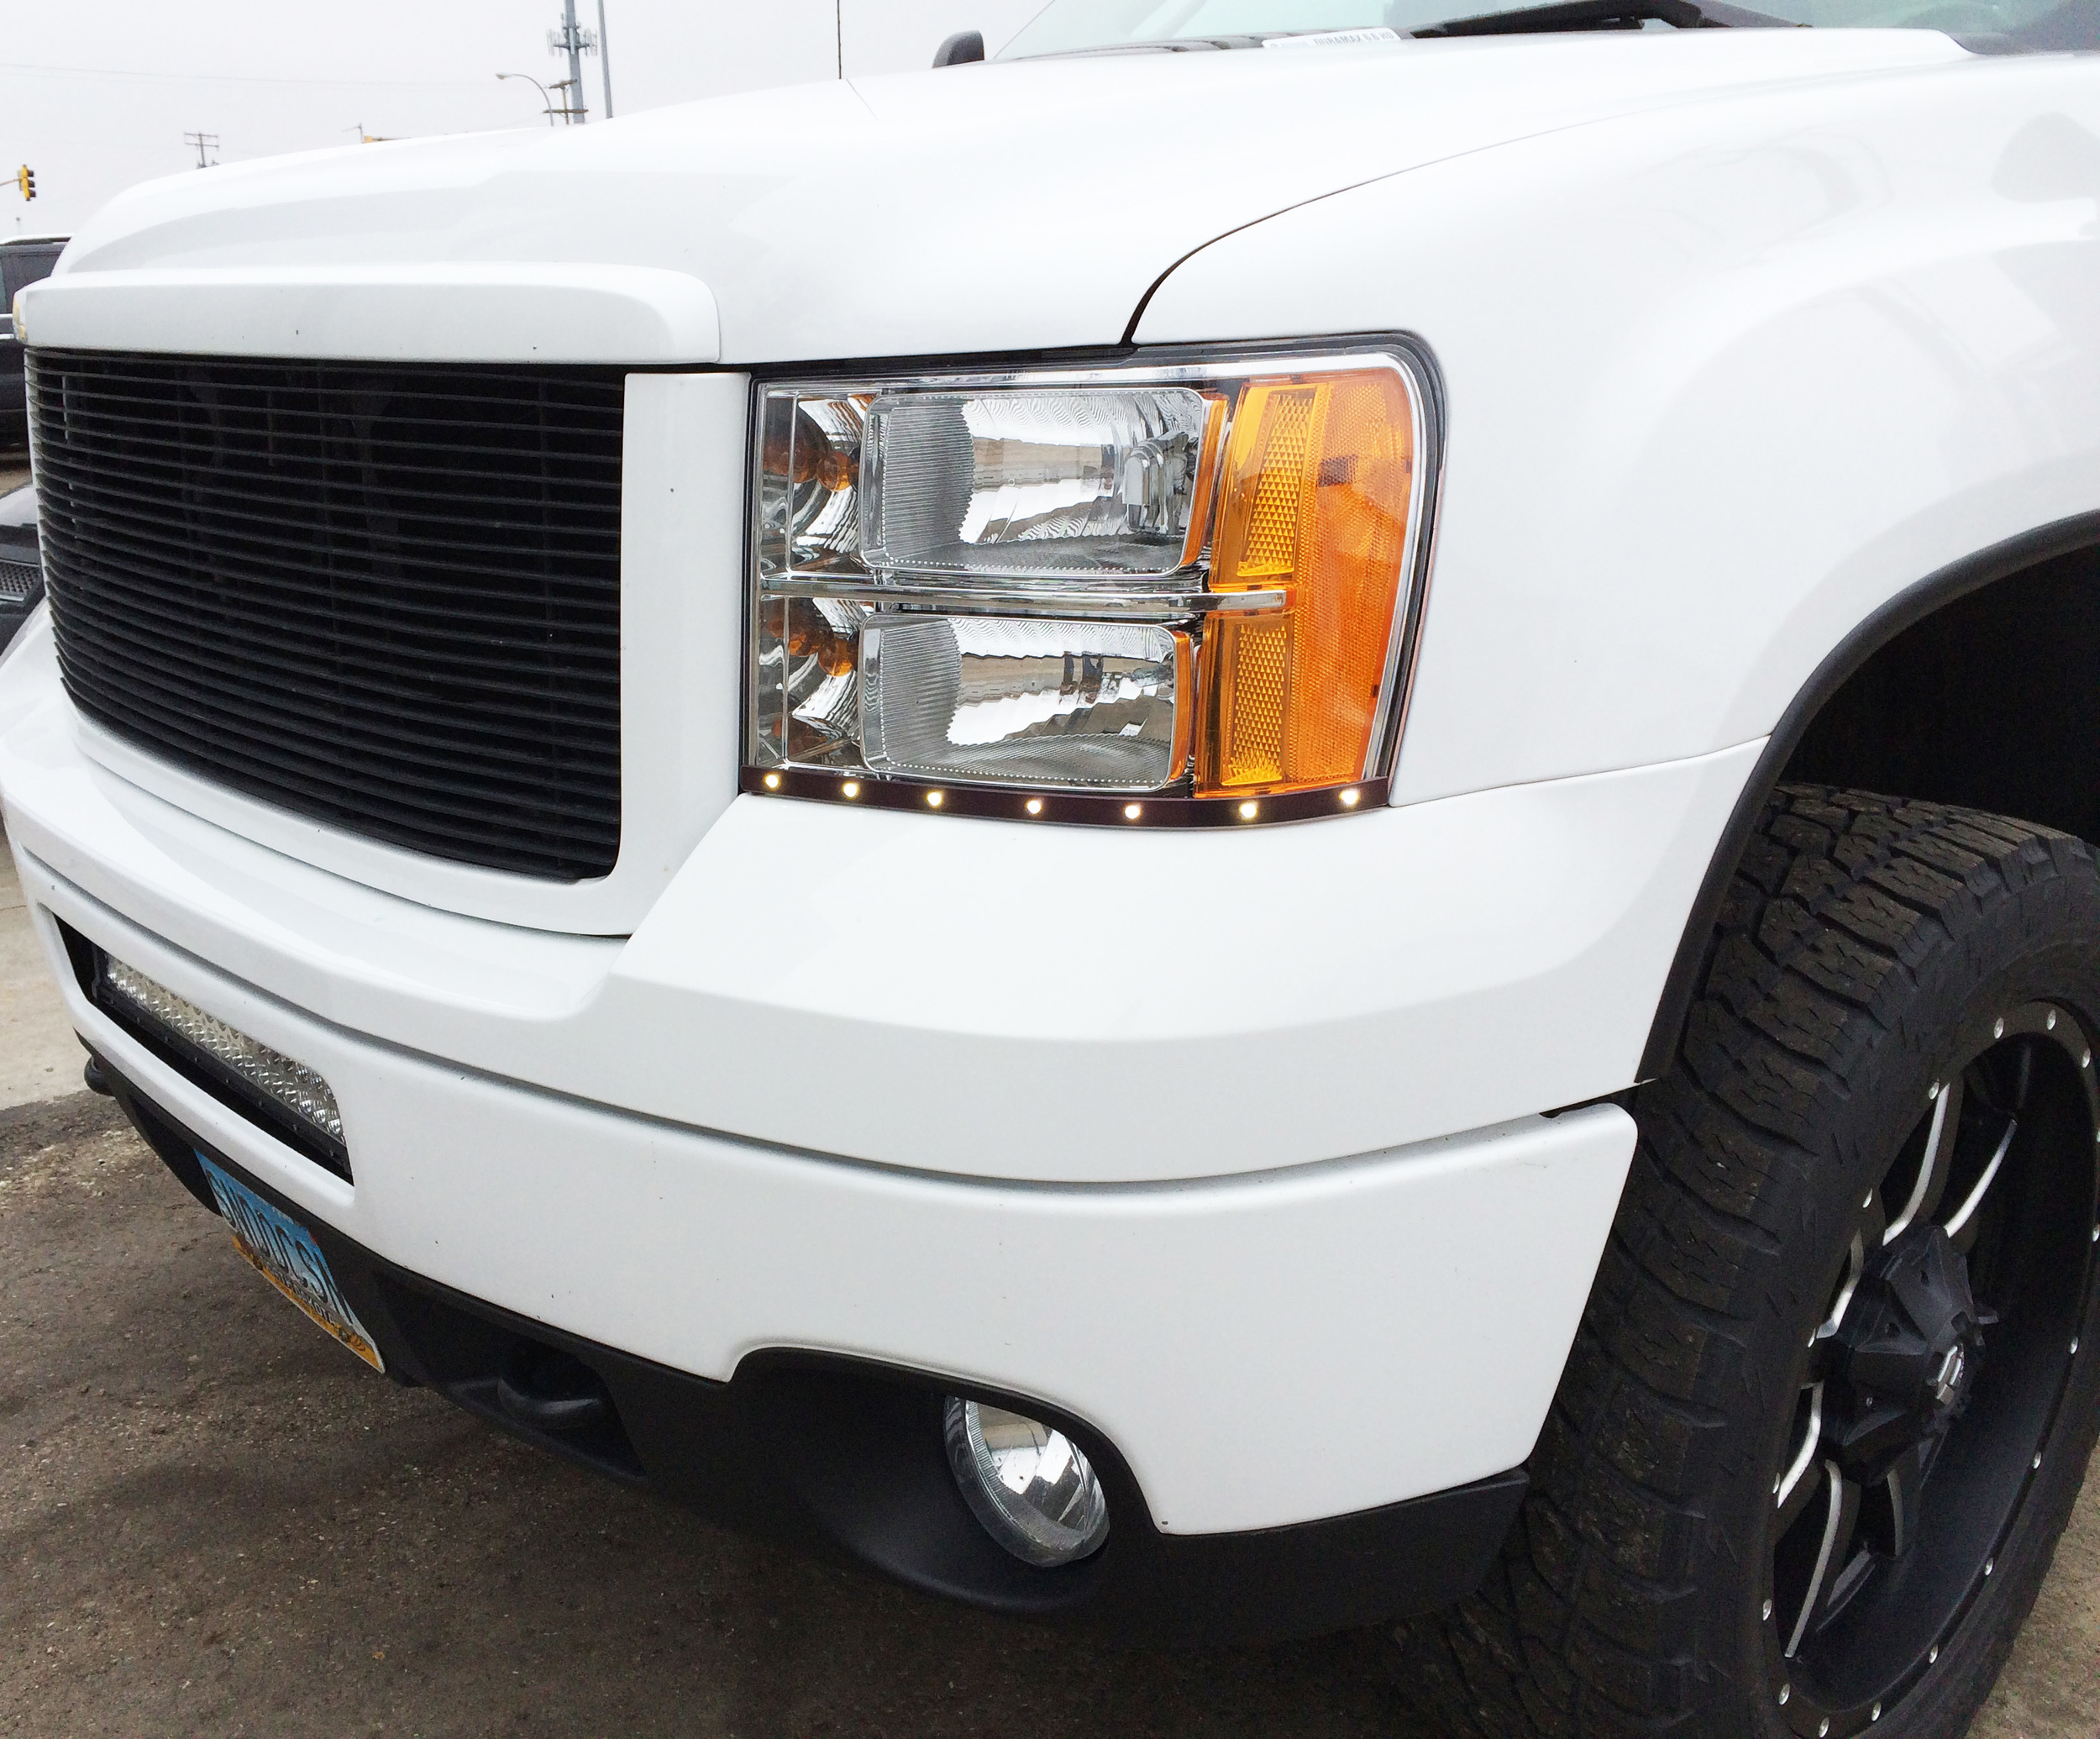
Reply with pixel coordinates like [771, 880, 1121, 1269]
[863, 614, 1189, 787]
[864, 387, 1215, 578]
[748, 347, 1432, 816]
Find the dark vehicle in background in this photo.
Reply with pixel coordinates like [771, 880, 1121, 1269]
[2, 239, 66, 449]
[0, 484, 40, 656]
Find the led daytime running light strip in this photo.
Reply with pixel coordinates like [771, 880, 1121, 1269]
[743, 764, 1383, 827]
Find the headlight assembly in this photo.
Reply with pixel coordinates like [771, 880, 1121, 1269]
[744, 343, 1438, 827]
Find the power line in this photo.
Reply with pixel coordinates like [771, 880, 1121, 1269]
[496, 71, 560, 128]
[0, 59, 496, 92]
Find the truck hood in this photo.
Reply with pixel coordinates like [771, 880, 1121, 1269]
[54, 29, 1969, 365]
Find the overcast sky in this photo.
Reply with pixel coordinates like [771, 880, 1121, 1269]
[2, 0, 1047, 239]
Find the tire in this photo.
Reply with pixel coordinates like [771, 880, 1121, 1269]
[1392, 785, 2100, 1739]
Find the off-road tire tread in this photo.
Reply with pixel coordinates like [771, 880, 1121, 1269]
[1390, 785, 2099, 1738]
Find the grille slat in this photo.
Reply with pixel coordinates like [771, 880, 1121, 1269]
[52, 543, 622, 675]
[35, 459, 622, 572]
[57, 623, 622, 785]
[36, 426, 623, 502]
[30, 349, 626, 881]
[60, 665, 622, 843]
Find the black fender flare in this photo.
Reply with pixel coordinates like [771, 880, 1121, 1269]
[1636, 509, 2100, 1082]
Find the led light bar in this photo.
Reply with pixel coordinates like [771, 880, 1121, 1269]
[93, 949, 348, 1171]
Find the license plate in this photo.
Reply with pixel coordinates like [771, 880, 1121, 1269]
[197, 1153, 384, 1373]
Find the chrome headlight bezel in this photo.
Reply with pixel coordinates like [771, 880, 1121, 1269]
[742, 335, 1445, 828]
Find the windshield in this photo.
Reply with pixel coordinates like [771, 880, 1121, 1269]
[999, 0, 2098, 53]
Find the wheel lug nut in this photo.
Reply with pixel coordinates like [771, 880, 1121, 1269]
[1994, 1017, 2005, 1038]
[1930, 1644, 1940, 1663]
[1872, 1703, 1882, 1722]
[1779, 1682, 1791, 1704]
[1761, 1599, 1773, 1621]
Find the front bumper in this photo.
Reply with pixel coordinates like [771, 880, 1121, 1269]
[21, 834, 1632, 1537]
[98, 1055, 1530, 1642]
[0, 620, 1698, 1630]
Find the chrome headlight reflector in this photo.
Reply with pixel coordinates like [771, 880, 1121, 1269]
[862, 613, 1189, 788]
[748, 344, 1436, 822]
[863, 386, 1215, 578]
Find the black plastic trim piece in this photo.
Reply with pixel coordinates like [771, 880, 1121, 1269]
[100, 1056, 225, 1217]
[740, 764, 1389, 828]
[1413, 0, 1798, 34]
[1636, 511, 2100, 1083]
[104, 1056, 1525, 1644]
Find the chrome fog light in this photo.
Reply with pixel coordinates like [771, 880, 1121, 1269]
[943, 1396, 1110, 1567]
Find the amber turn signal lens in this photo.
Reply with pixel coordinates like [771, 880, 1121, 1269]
[1196, 369, 1416, 796]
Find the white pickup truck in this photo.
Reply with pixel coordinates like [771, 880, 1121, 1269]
[7, 4, 2100, 1735]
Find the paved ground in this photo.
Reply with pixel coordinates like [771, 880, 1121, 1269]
[0, 821, 2097, 1736]
[0, 1093, 1415, 1739]
[1, 829, 90, 1108]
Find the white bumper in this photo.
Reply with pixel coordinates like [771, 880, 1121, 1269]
[0, 621, 1753, 1532]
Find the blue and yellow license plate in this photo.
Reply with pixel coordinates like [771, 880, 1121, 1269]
[197, 1153, 383, 1373]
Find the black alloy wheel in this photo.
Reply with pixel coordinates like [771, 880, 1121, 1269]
[1392, 788, 2100, 1739]
[1764, 1001, 2096, 1732]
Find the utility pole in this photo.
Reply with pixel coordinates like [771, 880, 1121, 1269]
[596, 0, 614, 119]
[547, 1, 596, 123]
[183, 131, 219, 168]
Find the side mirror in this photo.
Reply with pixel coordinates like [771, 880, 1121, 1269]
[933, 30, 985, 66]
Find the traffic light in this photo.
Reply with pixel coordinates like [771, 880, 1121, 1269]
[13, 165, 33, 202]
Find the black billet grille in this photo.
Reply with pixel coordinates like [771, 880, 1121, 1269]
[29, 349, 626, 880]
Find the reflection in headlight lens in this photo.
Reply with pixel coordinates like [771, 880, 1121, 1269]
[863, 388, 1212, 580]
[861, 614, 1188, 788]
